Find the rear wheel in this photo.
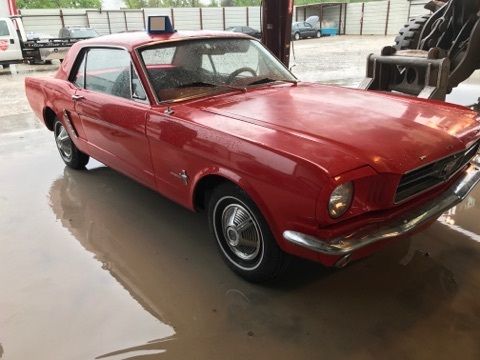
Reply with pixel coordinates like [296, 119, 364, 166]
[294, 32, 300, 41]
[54, 119, 89, 169]
[394, 14, 431, 50]
[208, 183, 289, 282]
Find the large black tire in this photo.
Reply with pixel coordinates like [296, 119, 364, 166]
[208, 182, 289, 282]
[54, 119, 89, 170]
[394, 14, 431, 50]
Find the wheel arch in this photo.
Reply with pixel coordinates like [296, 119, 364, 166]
[190, 169, 274, 224]
[43, 106, 57, 131]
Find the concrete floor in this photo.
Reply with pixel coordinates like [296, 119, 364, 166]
[1, 36, 480, 360]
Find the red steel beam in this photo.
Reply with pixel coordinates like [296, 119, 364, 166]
[262, 0, 294, 67]
[8, 0, 18, 15]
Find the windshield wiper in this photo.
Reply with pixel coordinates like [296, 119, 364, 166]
[180, 81, 246, 93]
[247, 77, 298, 86]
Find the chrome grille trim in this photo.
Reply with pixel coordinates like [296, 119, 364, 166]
[395, 142, 480, 203]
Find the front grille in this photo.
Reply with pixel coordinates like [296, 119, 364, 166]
[395, 142, 479, 203]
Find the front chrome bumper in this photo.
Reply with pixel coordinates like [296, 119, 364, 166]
[283, 160, 480, 256]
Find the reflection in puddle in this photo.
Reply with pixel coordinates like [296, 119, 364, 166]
[3, 129, 480, 358]
[436, 192, 480, 243]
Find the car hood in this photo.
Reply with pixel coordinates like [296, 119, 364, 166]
[202, 83, 480, 175]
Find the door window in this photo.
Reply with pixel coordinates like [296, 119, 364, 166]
[0, 21, 9, 36]
[70, 48, 147, 102]
[84, 48, 131, 98]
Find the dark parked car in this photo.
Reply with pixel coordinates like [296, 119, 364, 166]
[59, 26, 99, 39]
[292, 21, 320, 40]
[226, 26, 261, 39]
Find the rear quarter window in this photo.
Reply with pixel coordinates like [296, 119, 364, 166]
[85, 48, 132, 99]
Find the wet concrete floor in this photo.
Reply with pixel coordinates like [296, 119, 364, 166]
[1, 36, 480, 359]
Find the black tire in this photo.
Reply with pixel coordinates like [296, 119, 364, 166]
[316, 30, 321, 38]
[53, 119, 89, 170]
[208, 182, 289, 282]
[2, 64, 10, 69]
[394, 14, 431, 50]
[294, 32, 300, 41]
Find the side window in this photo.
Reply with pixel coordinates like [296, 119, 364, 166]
[85, 48, 132, 99]
[72, 53, 86, 88]
[131, 64, 147, 101]
[304, 23, 312, 29]
[0, 20, 9, 36]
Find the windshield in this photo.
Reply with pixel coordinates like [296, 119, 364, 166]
[139, 38, 296, 102]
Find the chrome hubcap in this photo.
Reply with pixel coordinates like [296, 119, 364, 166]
[221, 204, 261, 261]
[55, 124, 72, 160]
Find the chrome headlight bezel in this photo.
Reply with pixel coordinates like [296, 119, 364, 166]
[328, 182, 354, 219]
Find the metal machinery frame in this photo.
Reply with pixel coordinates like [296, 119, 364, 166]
[360, 0, 480, 101]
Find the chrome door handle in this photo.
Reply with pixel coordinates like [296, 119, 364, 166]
[71, 94, 84, 101]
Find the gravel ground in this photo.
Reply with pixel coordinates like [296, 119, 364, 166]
[290, 35, 391, 85]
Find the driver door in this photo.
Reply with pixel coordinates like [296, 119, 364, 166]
[73, 47, 154, 188]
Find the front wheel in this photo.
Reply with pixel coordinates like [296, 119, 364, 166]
[208, 183, 289, 282]
[316, 30, 321, 38]
[54, 119, 89, 169]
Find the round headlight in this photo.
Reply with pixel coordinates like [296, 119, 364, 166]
[328, 182, 353, 218]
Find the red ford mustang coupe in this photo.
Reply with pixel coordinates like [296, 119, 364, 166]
[25, 20, 480, 281]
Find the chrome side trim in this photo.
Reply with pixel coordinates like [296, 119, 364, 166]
[284, 163, 480, 256]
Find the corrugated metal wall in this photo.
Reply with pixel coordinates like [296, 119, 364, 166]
[345, 3, 363, 34]
[20, 7, 262, 36]
[297, 0, 429, 36]
[19, 2, 429, 37]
